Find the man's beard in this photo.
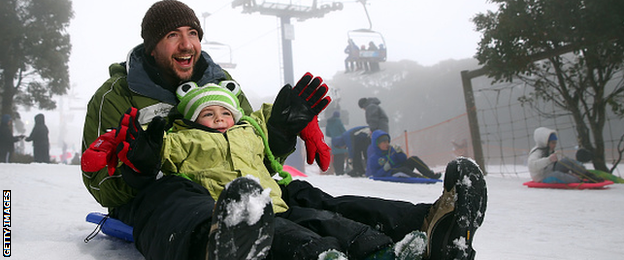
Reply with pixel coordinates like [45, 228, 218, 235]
[154, 53, 196, 84]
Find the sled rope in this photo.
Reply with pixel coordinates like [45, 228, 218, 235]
[84, 214, 109, 243]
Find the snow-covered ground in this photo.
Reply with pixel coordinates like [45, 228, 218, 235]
[3, 163, 624, 259]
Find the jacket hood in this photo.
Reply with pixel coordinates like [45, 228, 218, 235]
[371, 129, 390, 145]
[370, 129, 390, 154]
[533, 127, 557, 148]
[124, 44, 228, 105]
[34, 114, 45, 124]
[366, 97, 381, 106]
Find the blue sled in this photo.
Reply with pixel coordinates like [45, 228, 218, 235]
[86, 212, 134, 242]
[370, 176, 442, 184]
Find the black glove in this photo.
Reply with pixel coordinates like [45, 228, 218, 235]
[269, 72, 331, 136]
[114, 108, 167, 189]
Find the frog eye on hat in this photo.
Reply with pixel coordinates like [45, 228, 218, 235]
[176, 81, 200, 100]
[218, 80, 241, 96]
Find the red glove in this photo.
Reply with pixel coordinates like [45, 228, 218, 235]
[81, 129, 120, 176]
[299, 116, 331, 171]
[114, 107, 166, 176]
[80, 108, 141, 176]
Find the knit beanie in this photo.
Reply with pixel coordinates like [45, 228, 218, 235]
[332, 110, 340, 118]
[377, 135, 390, 144]
[176, 82, 243, 122]
[141, 0, 204, 54]
[548, 133, 558, 142]
[358, 98, 368, 108]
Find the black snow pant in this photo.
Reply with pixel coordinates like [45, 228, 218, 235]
[112, 175, 215, 260]
[281, 180, 432, 242]
[332, 153, 347, 175]
[269, 206, 392, 260]
[349, 132, 370, 177]
[394, 156, 437, 179]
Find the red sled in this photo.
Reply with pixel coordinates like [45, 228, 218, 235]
[282, 165, 308, 177]
[523, 180, 614, 190]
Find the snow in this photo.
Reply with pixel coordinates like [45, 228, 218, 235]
[3, 163, 624, 259]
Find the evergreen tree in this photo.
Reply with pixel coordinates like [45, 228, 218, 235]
[0, 0, 73, 116]
[473, 0, 624, 172]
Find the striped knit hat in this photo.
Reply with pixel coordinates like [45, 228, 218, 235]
[141, 0, 204, 54]
[176, 82, 243, 122]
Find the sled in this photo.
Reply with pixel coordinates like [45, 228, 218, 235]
[86, 212, 134, 242]
[522, 180, 614, 190]
[283, 165, 308, 177]
[370, 176, 442, 184]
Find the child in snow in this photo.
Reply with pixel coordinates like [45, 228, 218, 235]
[528, 127, 602, 183]
[366, 129, 441, 179]
[162, 82, 289, 213]
[165, 83, 419, 259]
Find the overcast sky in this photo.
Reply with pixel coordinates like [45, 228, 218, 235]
[16, 0, 497, 156]
[68, 0, 496, 101]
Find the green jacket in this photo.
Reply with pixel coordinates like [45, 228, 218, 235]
[161, 104, 289, 214]
[81, 44, 253, 208]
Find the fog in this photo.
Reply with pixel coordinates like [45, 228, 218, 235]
[13, 0, 497, 159]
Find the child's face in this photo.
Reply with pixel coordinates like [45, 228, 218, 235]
[195, 105, 235, 133]
[378, 140, 390, 151]
[548, 140, 557, 151]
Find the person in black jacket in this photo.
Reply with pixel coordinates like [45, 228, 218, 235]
[25, 114, 50, 163]
[0, 114, 25, 163]
[359, 97, 389, 133]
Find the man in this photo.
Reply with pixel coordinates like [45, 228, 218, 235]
[83, 1, 488, 259]
[81, 1, 329, 259]
[359, 97, 389, 133]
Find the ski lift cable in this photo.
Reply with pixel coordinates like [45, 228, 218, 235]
[230, 26, 280, 52]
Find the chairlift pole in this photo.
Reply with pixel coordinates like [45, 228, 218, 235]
[280, 16, 295, 85]
[232, 0, 343, 172]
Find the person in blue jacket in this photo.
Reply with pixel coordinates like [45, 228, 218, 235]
[366, 130, 441, 179]
[331, 126, 371, 177]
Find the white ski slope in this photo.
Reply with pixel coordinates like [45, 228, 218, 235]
[2, 163, 624, 259]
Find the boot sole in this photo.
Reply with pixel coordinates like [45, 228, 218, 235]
[430, 158, 487, 260]
[208, 177, 275, 260]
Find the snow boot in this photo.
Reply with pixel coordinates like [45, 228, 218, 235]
[318, 249, 348, 260]
[422, 158, 487, 260]
[394, 231, 427, 260]
[206, 176, 274, 260]
[363, 231, 426, 260]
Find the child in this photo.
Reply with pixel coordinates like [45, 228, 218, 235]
[528, 127, 602, 183]
[165, 83, 409, 259]
[366, 129, 441, 179]
[163, 82, 289, 213]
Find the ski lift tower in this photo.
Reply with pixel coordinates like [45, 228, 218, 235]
[232, 0, 343, 84]
[232, 0, 343, 172]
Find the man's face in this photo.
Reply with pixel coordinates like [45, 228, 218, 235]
[151, 26, 201, 85]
